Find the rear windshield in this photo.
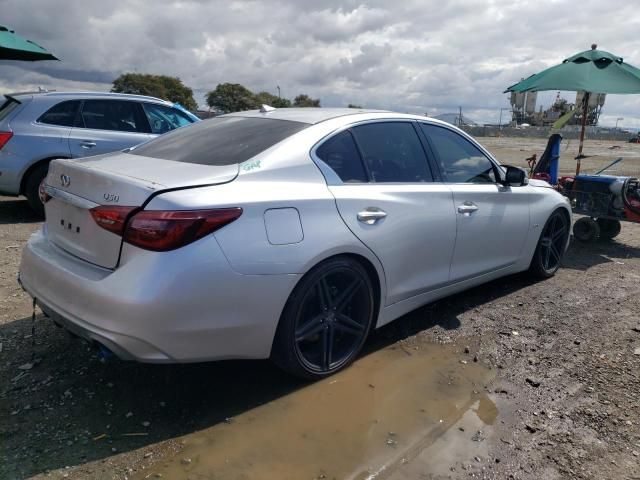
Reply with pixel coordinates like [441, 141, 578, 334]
[130, 116, 309, 165]
[0, 97, 20, 122]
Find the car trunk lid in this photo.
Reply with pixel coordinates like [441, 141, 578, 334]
[44, 152, 238, 268]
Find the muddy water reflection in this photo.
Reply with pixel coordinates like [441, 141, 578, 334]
[140, 343, 496, 479]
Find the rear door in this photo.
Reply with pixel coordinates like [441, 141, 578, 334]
[34, 99, 81, 158]
[419, 123, 530, 281]
[319, 121, 457, 306]
[68, 99, 153, 158]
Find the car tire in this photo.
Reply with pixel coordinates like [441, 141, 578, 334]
[529, 209, 570, 278]
[596, 218, 621, 240]
[271, 256, 375, 380]
[24, 163, 49, 217]
[573, 217, 600, 242]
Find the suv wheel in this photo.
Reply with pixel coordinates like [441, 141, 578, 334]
[24, 163, 49, 217]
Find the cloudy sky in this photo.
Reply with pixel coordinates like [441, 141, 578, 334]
[2, 0, 640, 126]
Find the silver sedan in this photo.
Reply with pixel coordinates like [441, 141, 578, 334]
[19, 109, 571, 379]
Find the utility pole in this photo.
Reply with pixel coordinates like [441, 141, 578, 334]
[277, 85, 281, 99]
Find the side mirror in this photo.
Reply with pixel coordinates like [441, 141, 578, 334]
[503, 166, 527, 186]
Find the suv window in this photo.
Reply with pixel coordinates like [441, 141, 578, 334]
[37, 100, 81, 127]
[131, 116, 308, 165]
[142, 103, 194, 134]
[351, 122, 432, 183]
[79, 100, 149, 133]
[315, 130, 368, 183]
[420, 124, 497, 183]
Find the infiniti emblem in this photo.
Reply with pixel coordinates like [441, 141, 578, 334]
[60, 174, 71, 187]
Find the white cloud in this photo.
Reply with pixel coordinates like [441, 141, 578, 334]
[2, 0, 640, 125]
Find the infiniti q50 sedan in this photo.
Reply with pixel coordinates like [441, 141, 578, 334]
[19, 108, 571, 379]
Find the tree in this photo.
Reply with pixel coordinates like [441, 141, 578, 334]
[111, 73, 197, 111]
[254, 91, 292, 108]
[206, 83, 258, 113]
[347, 103, 363, 109]
[293, 94, 321, 107]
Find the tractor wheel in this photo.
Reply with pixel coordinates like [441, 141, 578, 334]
[596, 218, 621, 240]
[573, 217, 600, 242]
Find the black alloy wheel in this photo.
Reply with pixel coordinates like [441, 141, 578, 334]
[272, 257, 374, 380]
[530, 210, 570, 278]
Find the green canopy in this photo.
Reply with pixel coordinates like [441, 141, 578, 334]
[505, 47, 640, 94]
[0, 25, 58, 61]
[505, 45, 640, 173]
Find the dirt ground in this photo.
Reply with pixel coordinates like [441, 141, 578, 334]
[1, 137, 639, 479]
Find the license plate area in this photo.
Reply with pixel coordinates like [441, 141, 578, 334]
[45, 197, 121, 268]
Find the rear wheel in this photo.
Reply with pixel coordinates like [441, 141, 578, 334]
[596, 218, 621, 240]
[530, 209, 570, 278]
[573, 217, 600, 242]
[24, 163, 49, 217]
[272, 257, 374, 380]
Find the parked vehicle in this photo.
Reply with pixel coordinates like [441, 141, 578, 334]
[19, 108, 571, 379]
[0, 91, 199, 214]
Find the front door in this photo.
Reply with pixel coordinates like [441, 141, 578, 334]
[68, 99, 152, 158]
[315, 122, 457, 306]
[419, 123, 530, 281]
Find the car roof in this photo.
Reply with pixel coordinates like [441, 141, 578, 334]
[6, 90, 172, 105]
[224, 108, 395, 125]
[223, 108, 457, 129]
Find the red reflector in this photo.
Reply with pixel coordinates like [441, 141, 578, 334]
[90, 206, 139, 235]
[0, 131, 13, 150]
[124, 208, 242, 251]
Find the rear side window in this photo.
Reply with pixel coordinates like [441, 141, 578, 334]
[37, 100, 81, 127]
[131, 116, 309, 165]
[420, 124, 497, 183]
[142, 103, 194, 134]
[79, 100, 149, 133]
[315, 130, 367, 183]
[351, 122, 433, 182]
[0, 98, 20, 122]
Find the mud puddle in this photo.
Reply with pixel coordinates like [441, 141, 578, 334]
[136, 342, 496, 479]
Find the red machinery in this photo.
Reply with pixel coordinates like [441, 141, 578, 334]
[557, 173, 640, 241]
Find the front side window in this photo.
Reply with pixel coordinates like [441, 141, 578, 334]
[142, 103, 194, 134]
[131, 116, 308, 165]
[37, 100, 81, 127]
[79, 100, 148, 133]
[351, 122, 433, 183]
[315, 130, 368, 183]
[420, 124, 497, 183]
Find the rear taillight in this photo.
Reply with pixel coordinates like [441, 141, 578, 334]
[0, 131, 13, 150]
[90, 206, 139, 235]
[90, 206, 242, 251]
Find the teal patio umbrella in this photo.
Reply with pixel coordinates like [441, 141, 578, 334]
[505, 44, 640, 174]
[0, 25, 58, 61]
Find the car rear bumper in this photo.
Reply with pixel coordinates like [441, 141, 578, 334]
[19, 228, 300, 363]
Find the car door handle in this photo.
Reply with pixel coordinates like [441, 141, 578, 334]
[457, 201, 479, 216]
[357, 208, 387, 225]
[80, 141, 96, 148]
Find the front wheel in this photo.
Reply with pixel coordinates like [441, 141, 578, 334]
[573, 217, 600, 242]
[271, 257, 375, 380]
[597, 218, 621, 240]
[530, 210, 570, 278]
